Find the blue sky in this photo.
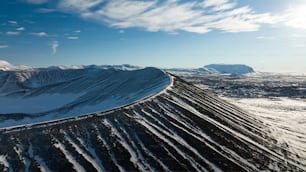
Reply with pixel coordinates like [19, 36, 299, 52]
[0, 0, 306, 72]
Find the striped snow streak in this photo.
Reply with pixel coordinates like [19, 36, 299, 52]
[151, 98, 259, 171]
[171, 92, 284, 161]
[77, 129, 106, 172]
[133, 109, 222, 172]
[62, 131, 105, 172]
[92, 124, 126, 172]
[0, 155, 10, 171]
[15, 143, 31, 172]
[13, 143, 24, 167]
[143, 104, 248, 170]
[14, 141, 50, 172]
[33, 156, 51, 172]
[171, 80, 306, 170]
[159, 100, 259, 171]
[130, 129, 170, 172]
[102, 119, 147, 171]
[122, 111, 184, 170]
[53, 138, 86, 172]
[112, 116, 157, 172]
[141, 105, 227, 164]
[132, 109, 208, 172]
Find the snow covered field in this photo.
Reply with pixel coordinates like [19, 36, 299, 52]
[222, 97, 306, 160]
[179, 73, 306, 163]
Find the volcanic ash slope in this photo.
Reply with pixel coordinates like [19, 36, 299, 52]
[0, 73, 305, 171]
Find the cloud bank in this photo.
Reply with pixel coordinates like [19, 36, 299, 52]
[28, 0, 287, 34]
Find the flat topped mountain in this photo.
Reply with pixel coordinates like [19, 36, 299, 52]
[204, 64, 255, 75]
[0, 74, 305, 171]
[166, 64, 255, 76]
[0, 66, 170, 128]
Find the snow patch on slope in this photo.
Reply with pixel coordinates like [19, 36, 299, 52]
[54, 138, 86, 172]
[0, 155, 9, 170]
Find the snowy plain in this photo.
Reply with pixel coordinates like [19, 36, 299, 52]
[179, 72, 306, 163]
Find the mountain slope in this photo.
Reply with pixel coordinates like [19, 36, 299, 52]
[0, 75, 304, 172]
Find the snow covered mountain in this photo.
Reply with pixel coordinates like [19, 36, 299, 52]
[204, 64, 255, 75]
[166, 64, 255, 76]
[0, 63, 169, 128]
[0, 60, 31, 71]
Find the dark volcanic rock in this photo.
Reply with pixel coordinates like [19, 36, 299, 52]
[0, 75, 305, 172]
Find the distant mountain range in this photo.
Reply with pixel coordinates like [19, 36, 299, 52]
[1, 60, 255, 76]
[166, 64, 255, 76]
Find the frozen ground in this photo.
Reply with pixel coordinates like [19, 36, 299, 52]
[179, 73, 306, 162]
[221, 97, 306, 160]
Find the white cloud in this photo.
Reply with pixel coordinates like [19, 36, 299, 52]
[85, 0, 282, 34]
[16, 27, 25, 31]
[256, 36, 275, 40]
[0, 45, 8, 49]
[58, 0, 103, 12]
[202, 0, 236, 11]
[6, 31, 20, 35]
[52, 41, 59, 54]
[30, 32, 47, 37]
[206, 17, 259, 32]
[25, 0, 287, 34]
[97, 0, 156, 20]
[8, 21, 17, 25]
[211, 3, 236, 12]
[67, 36, 79, 40]
[202, 0, 228, 7]
[74, 30, 81, 33]
[26, 0, 48, 4]
[100, 1, 206, 33]
[36, 8, 56, 13]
